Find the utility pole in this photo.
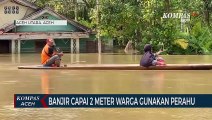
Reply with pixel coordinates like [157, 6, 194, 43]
[97, 0, 101, 54]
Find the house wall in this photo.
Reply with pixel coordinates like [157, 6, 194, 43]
[20, 40, 35, 53]
[0, 0, 35, 28]
[54, 39, 71, 53]
[79, 38, 86, 53]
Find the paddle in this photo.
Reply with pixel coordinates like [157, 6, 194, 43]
[158, 42, 166, 54]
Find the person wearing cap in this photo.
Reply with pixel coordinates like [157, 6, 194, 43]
[41, 38, 63, 67]
[140, 44, 165, 67]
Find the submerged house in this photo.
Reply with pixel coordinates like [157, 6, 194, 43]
[0, 0, 106, 54]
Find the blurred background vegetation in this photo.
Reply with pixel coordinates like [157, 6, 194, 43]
[31, 0, 212, 55]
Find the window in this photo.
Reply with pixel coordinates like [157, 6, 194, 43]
[4, 6, 19, 14]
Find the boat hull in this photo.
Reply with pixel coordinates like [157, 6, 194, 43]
[17, 64, 212, 70]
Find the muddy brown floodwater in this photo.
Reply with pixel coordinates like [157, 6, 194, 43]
[0, 54, 212, 120]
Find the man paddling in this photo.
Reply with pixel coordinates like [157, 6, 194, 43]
[140, 44, 165, 67]
[41, 38, 63, 67]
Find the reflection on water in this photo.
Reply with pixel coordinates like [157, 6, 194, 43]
[41, 72, 49, 94]
[0, 54, 212, 120]
[1, 105, 212, 120]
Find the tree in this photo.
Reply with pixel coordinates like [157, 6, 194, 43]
[32, 0, 212, 54]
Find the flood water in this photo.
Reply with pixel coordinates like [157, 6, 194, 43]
[0, 53, 212, 120]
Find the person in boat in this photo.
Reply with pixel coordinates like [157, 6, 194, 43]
[41, 38, 63, 67]
[140, 44, 165, 67]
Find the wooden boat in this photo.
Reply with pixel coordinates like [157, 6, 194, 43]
[17, 64, 212, 70]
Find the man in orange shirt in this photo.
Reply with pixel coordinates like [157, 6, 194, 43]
[41, 38, 63, 67]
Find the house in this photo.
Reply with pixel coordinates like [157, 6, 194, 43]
[0, 0, 102, 54]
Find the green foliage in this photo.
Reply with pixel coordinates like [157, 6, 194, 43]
[169, 21, 212, 54]
[34, 0, 95, 20]
[89, 0, 212, 54]
[33, 0, 212, 54]
[90, 0, 142, 43]
[78, 18, 94, 28]
[188, 22, 212, 54]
